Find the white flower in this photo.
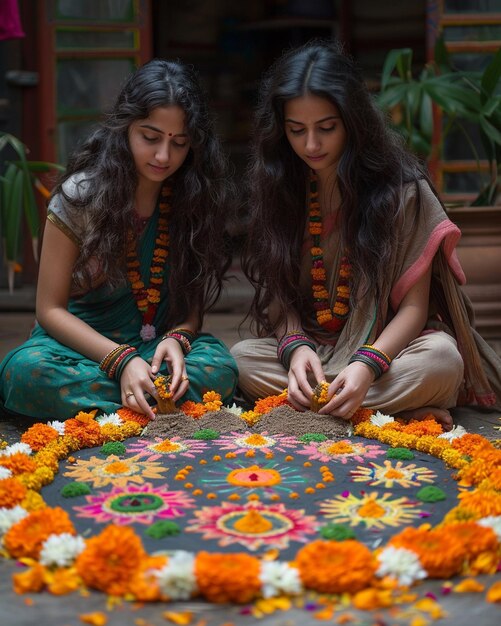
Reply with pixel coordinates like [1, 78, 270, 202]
[260, 561, 303, 598]
[154, 551, 197, 600]
[376, 546, 427, 586]
[438, 424, 468, 441]
[0, 467, 12, 480]
[140, 324, 156, 342]
[478, 516, 501, 541]
[47, 420, 66, 435]
[39, 533, 86, 568]
[0, 442, 32, 457]
[370, 411, 395, 427]
[224, 403, 243, 416]
[0, 505, 28, 536]
[96, 413, 123, 426]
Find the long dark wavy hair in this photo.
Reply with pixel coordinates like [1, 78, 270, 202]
[243, 40, 428, 336]
[52, 58, 233, 329]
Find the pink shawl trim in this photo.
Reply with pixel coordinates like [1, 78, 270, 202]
[391, 219, 465, 311]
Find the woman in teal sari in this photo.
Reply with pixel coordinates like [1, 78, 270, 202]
[0, 59, 238, 421]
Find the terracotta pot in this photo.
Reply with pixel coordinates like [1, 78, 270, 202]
[447, 205, 501, 340]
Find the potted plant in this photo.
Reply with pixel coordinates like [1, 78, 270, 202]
[0, 132, 63, 293]
[377, 44, 501, 341]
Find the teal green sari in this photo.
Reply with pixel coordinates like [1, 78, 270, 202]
[0, 205, 238, 420]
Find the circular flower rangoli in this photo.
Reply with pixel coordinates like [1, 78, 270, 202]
[350, 460, 437, 488]
[186, 500, 318, 550]
[319, 490, 426, 530]
[73, 482, 195, 524]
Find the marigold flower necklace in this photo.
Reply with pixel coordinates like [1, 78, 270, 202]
[126, 181, 171, 342]
[309, 170, 351, 332]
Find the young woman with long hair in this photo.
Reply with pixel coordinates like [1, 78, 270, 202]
[232, 40, 501, 429]
[0, 59, 238, 420]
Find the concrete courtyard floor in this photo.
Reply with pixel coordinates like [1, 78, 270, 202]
[0, 295, 500, 625]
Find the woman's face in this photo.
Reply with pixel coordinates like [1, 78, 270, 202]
[128, 105, 191, 188]
[284, 93, 347, 179]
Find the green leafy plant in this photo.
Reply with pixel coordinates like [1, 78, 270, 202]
[0, 132, 63, 292]
[377, 42, 501, 206]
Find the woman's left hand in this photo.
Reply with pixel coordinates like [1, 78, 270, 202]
[318, 362, 375, 419]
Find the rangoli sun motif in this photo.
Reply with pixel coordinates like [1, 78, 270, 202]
[319, 490, 427, 530]
[63, 454, 168, 488]
[350, 460, 437, 488]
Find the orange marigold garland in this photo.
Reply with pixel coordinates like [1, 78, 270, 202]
[21, 423, 60, 451]
[75, 524, 147, 596]
[389, 526, 467, 579]
[195, 552, 261, 604]
[126, 181, 171, 341]
[296, 540, 376, 594]
[309, 171, 351, 332]
[4, 506, 75, 559]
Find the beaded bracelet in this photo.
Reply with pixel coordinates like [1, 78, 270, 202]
[348, 344, 392, 380]
[161, 328, 195, 354]
[99, 345, 126, 372]
[277, 332, 316, 370]
[108, 346, 137, 379]
[114, 350, 141, 381]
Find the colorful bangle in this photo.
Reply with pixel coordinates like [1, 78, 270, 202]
[99, 344, 133, 376]
[349, 344, 392, 380]
[114, 351, 141, 381]
[108, 346, 137, 379]
[161, 331, 192, 354]
[277, 333, 317, 370]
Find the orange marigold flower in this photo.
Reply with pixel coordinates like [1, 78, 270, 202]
[180, 401, 207, 418]
[0, 477, 27, 507]
[389, 526, 467, 578]
[445, 521, 499, 560]
[64, 418, 104, 448]
[0, 452, 36, 475]
[21, 423, 60, 451]
[117, 407, 151, 427]
[452, 433, 494, 456]
[4, 507, 75, 559]
[204, 401, 222, 412]
[76, 525, 146, 596]
[202, 390, 222, 404]
[457, 449, 501, 486]
[195, 552, 261, 604]
[74, 409, 99, 423]
[254, 393, 289, 415]
[456, 489, 501, 517]
[351, 407, 373, 425]
[296, 540, 376, 594]
[240, 410, 261, 426]
[400, 418, 444, 437]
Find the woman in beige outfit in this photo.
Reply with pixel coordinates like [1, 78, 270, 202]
[231, 41, 501, 430]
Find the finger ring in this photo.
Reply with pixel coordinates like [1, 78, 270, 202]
[126, 391, 135, 398]
[181, 375, 189, 381]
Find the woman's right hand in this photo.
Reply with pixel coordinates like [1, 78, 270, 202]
[150, 338, 190, 401]
[120, 356, 157, 419]
[287, 346, 325, 411]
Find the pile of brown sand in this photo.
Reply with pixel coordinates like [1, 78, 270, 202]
[143, 408, 247, 439]
[143, 405, 351, 439]
[256, 405, 351, 438]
